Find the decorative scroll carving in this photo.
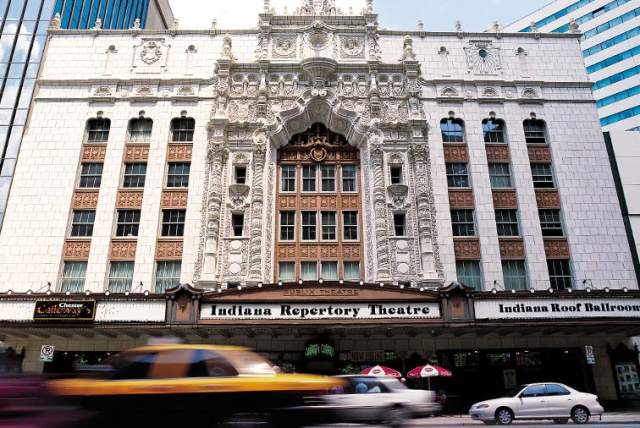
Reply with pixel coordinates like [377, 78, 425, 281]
[492, 190, 518, 209]
[124, 144, 150, 161]
[544, 239, 571, 259]
[454, 238, 481, 260]
[449, 190, 475, 209]
[116, 191, 143, 209]
[72, 191, 98, 209]
[443, 144, 469, 162]
[110, 240, 137, 260]
[499, 238, 525, 260]
[156, 240, 184, 260]
[535, 189, 561, 209]
[370, 142, 391, 280]
[64, 240, 91, 260]
[161, 190, 188, 209]
[485, 144, 510, 162]
[248, 133, 267, 279]
[527, 146, 552, 162]
[81, 145, 107, 161]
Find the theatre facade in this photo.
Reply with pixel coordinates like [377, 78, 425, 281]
[0, 0, 639, 408]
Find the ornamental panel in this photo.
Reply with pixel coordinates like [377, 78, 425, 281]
[443, 144, 469, 162]
[527, 146, 552, 162]
[319, 196, 338, 209]
[124, 144, 150, 161]
[167, 144, 193, 161]
[299, 245, 319, 259]
[485, 145, 510, 162]
[72, 191, 99, 209]
[454, 238, 481, 260]
[544, 238, 571, 259]
[156, 240, 184, 260]
[64, 240, 91, 260]
[499, 238, 525, 260]
[492, 190, 518, 209]
[449, 190, 475, 209]
[341, 196, 360, 210]
[116, 191, 143, 209]
[277, 245, 297, 259]
[110, 240, 137, 260]
[343, 245, 361, 258]
[161, 190, 188, 209]
[278, 196, 297, 209]
[81, 145, 107, 161]
[535, 190, 561, 209]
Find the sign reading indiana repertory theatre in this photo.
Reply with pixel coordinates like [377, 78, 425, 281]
[475, 298, 640, 320]
[33, 301, 96, 321]
[200, 302, 441, 321]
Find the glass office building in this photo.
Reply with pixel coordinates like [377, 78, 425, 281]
[0, 0, 174, 228]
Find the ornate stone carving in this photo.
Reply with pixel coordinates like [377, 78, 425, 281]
[133, 38, 169, 72]
[124, 144, 150, 161]
[110, 240, 137, 260]
[273, 36, 298, 58]
[64, 240, 91, 260]
[156, 240, 184, 260]
[464, 40, 501, 75]
[544, 238, 571, 259]
[400, 35, 416, 61]
[536, 189, 561, 209]
[454, 238, 481, 260]
[116, 191, 144, 209]
[443, 144, 469, 162]
[340, 36, 365, 58]
[449, 190, 475, 209]
[499, 238, 525, 260]
[140, 41, 162, 64]
[492, 190, 518, 209]
[167, 144, 192, 161]
[387, 184, 409, 209]
[221, 34, 236, 61]
[369, 141, 391, 280]
[248, 134, 268, 280]
[81, 145, 107, 161]
[161, 190, 188, 209]
[72, 191, 98, 209]
[299, 0, 337, 16]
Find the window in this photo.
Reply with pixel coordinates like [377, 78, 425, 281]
[520, 384, 547, 398]
[123, 163, 147, 188]
[189, 350, 239, 378]
[489, 163, 512, 188]
[523, 119, 547, 145]
[79, 163, 103, 188]
[111, 352, 155, 380]
[495, 209, 519, 237]
[321, 165, 336, 192]
[301, 261, 317, 281]
[539, 209, 564, 237]
[343, 211, 358, 240]
[116, 209, 140, 237]
[231, 213, 244, 237]
[280, 211, 295, 241]
[155, 261, 181, 293]
[321, 261, 338, 281]
[167, 162, 190, 188]
[446, 163, 470, 188]
[162, 209, 186, 237]
[71, 210, 95, 237]
[302, 212, 317, 240]
[451, 210, 475, 237]
[127, 118, 153, 143]
[344, 261, 361, 281]
[502, 260, 528, 291]
[394, 213, 407, 236]
[108, 261, 134, 293]
[302, 165, 316, 192]
[390, 166, 403, 184]
[234, 166, 247, 184]
[483, 119, 506, 143]
[281, 165, 296, 192]
[321, 211, 337, 240]
[342, 165, 357, 192]
[440, 118, 465, 143]
[545, 384, 570, 396]
[61, 261, 87, 293]
[278, 262, 295, 282]
[548, 259, 572, 290]
[456, 260, 482, 291]
[171, 117, 195, 142]
[531, 163, 555, 188]
[86, 118, 110, 143]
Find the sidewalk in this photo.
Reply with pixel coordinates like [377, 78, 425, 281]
[409, 412, 640, 425]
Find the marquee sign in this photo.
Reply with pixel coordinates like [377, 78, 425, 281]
[475, 298, 640, 320]
[33, 301, 96, 321]
[200, 302, 441, 321]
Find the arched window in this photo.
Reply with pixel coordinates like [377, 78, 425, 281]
[523, 119, 547, 145]
[440, 118, 465, 143]
[86, 118, 111, 143]
[127, 117, 153, 143]
[171, 117, 195, 142]
[482, 118, 506, 144]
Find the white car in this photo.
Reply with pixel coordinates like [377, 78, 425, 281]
[469, 382, 604, 425]
[315, 375, 441, 426]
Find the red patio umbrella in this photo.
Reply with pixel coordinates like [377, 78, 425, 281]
[360, 365, 402, 377]
[407, 364, 452, 389]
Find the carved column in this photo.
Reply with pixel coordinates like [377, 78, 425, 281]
[370, 141, 391, 281]
[248, 136, 267, 280]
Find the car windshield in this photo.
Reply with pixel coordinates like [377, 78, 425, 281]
[506, 385, 527, 397]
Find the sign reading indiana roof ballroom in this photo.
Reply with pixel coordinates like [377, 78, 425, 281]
[475, 298, 640, 320]
[200, 302, 440, 321]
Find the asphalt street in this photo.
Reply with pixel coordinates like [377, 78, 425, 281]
[321, 425, 640, 428]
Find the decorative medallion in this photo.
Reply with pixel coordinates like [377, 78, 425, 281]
[464, 40, 501, 75]
[273, 36, 297, 58]
[140, 40, 162, 65]
[340, 36, 365, 58]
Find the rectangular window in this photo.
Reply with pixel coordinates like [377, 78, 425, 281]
[344, 261, 361, 281]
[86, 118, 110, 143]
[394, 213, 407, 236]
[321, 261, 339, 281]
[390, 166, 403, 184]
[342, 165, 357, 192]
[321, 165, 336, 192]
[162, 209, 186, 237]
[128, 119, 152, 143]
[302, 164, 316, 192]
[531, 163, 555, 188]
[539, 209, 564, 237]
[548, 259, 572, 290]
[489, 163, 512, 189]
[280, 211, 295, 241]
[302, 211, 317, 241]
[231, 213, 244, 237]
[123, 163, 147, 188]
[502, 260, 528, 291]
[446, 163, 470, 188]
[321, 211, 337, 240]
[155, 261, 181, 293]
[495, 209, 519, 237]
[61, 261, 87, 293]
[456, 260, 482, 291]
[343, 211, 358, 240]
[116, 209, 141, 237]
[167, 162, 190, 188]
[278, 262, 296, 282]
[234, 166, 247, 184]
[171, 118, 195, 142]
[301, 261, 317, 281]
[79, 163, 103, 188]
[524, 122, 547, 145]
[281, 165, 296, 192]
[451, 210, 475, 237]
[108, 261, 134, 293]
[71, 210, 95, 237]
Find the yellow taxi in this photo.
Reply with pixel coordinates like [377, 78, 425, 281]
[47, 344, 343, 427]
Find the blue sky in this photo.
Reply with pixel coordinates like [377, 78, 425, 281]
[169, 0, 552, 31]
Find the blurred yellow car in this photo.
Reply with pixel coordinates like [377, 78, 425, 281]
[47, 344, 343, 427]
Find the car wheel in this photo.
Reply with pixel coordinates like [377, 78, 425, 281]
[553, 418, 569, 424]
[494, 407, 514, 425]
[383, 405, 410, 428]
[218, 413, 272, 428]
[571, 406, 590, 424]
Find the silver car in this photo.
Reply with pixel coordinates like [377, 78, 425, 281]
[469, 382, 604, 425]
